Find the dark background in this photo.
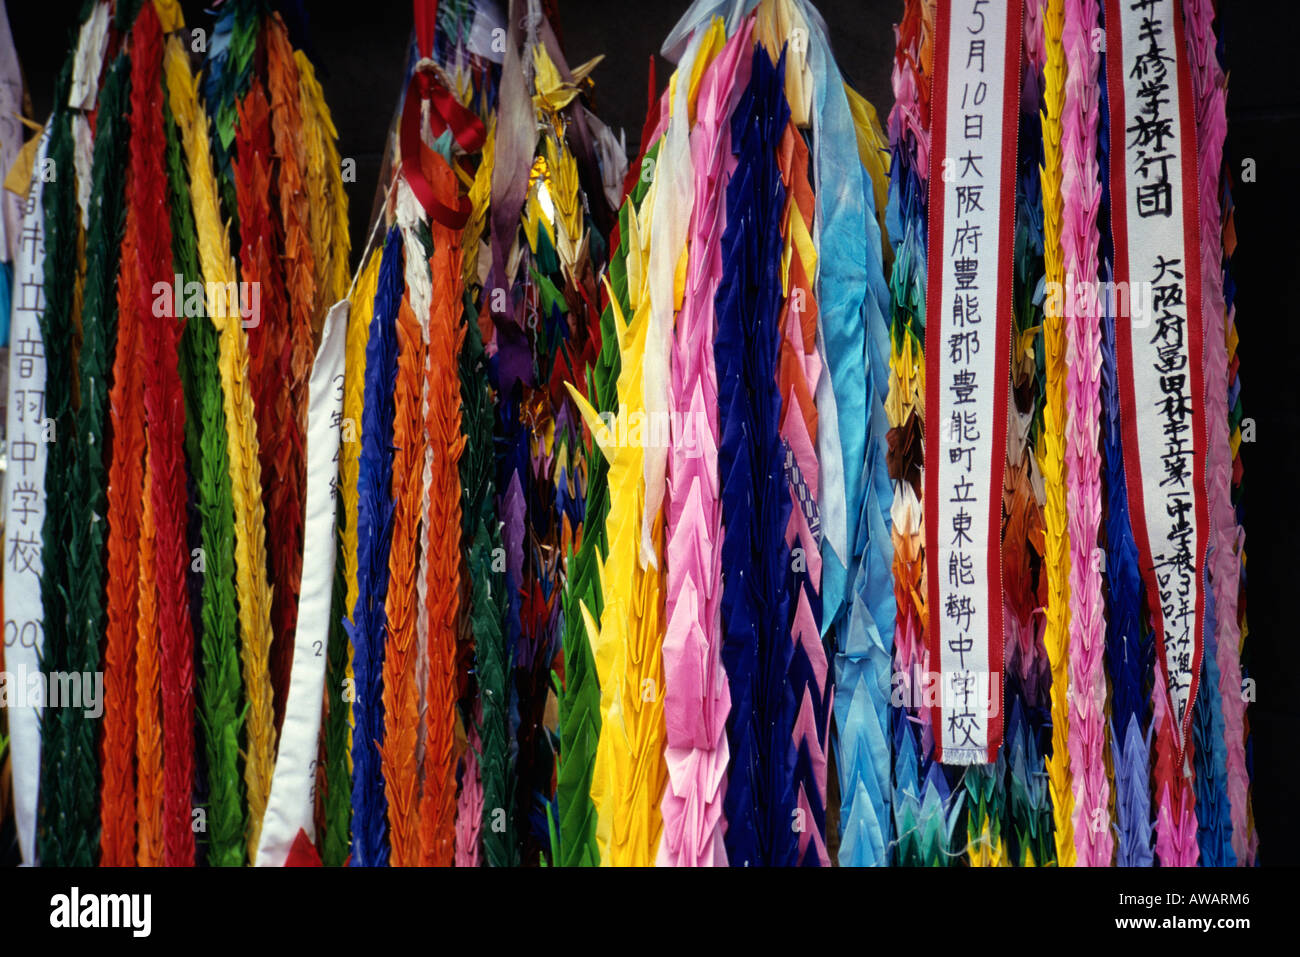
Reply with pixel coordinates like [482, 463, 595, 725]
[7, 0, 1296, 862]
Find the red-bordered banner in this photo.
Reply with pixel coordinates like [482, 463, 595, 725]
[924, 0, 1020, 765]
[1104, 0, 1207, 755]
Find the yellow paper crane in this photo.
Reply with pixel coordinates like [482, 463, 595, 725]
[532, 43, 603, 114]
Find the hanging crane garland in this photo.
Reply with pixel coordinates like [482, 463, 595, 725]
[3, 0, 1257, 869]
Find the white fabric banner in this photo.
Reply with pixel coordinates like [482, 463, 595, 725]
[924, 0, 1019, 765]
[3, 124, 48, 865]
[1105, 0, 1208, 751]
[256, 299, 348, 865]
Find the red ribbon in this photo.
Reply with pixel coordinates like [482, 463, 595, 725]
[400, 0, 485, 229]
[414, 0, 439, 59]
[399, 67, 485, 229]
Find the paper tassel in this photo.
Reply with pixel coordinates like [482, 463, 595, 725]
[1183, 0, 1250, 866]
[807, 6, 871, 646]
[461, 289, 516, 867]
[59, 49, 130, 868]
[716, 46, 796, 868]
[100, 84, 146, 866]
[127, 4, 196, 867]
[893, 718, 964, 865]
[775, 115, 830, 866]
[418, 156, 467, 867]
[511, 249, 558, 859]
[294, 50, 351, 326]
[997, 701, 1036, 865]
[136, 461, 165, 866]
[639, 21, 715, 586]
[265, 14, 313, 729]
[327, 249, 381, 867]
[232, 77, 294, 745]
[658, 17, 746, 869]
[1061, 0, 1110, 867]
[456, 718, 484, 867]
[349, 229, 403, 867]
[555, 187, 640, 868]
[825, 32, 896, 867]
[1039, 0, 1076, 867]
[887, 0, 958, 867]
[1152, 656, 1199, 866]
[203, 0, 257, 225]
[34, 27, 84, 855]
[556, 63, 653, 868]
[1193, 640, 1232, 865]
[578, 186, 668, 864]
[381, 290, 425, 866]
[1216, 13, 1256, 863]
[1094, 2, 1154, 866]
[168, 39, 279, 861]
[1005, 0, 1057, 869]
[164, 62, 246, 865]
[34, 54, 78, 870]
[489, 57, 537, 864]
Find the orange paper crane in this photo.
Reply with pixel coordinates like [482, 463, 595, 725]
[380, 292, 427, 867]
[265, 15, 315, 727]
[136, 461, 164, 868]
[131, 4, 196, 866]
[419, 153, 468, 867]
[100, 141, 145, 867]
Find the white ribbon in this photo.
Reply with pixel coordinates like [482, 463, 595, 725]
[256, 300, 348, 865]
[925, 0, 1019, 765]
[1105, 0, 1208, 750]
[3, 124, 49, 865]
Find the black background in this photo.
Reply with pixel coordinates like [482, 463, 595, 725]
[6, 0, 1296, 863]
